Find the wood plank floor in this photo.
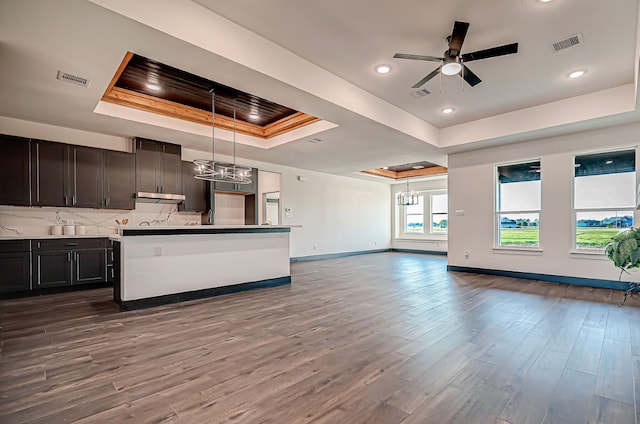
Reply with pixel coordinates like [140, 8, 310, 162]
[2, 252, 640, 423]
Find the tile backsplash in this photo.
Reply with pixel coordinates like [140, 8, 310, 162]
[0, 203, 202, 236]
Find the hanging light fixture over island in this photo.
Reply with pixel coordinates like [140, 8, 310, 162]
[193, 89, 252, 184]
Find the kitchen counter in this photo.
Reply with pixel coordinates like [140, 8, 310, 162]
[113, 225, 292, 310]
[0, 234, 118, 240]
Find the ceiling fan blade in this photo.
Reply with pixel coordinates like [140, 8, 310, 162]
[394, 53, 443, 62]
[411, 67, 440, 88]
[448, 21, 470, 53]
[461, 65, 481, 87]
[461, 43, 518, 62]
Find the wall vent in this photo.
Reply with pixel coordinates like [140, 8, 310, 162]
[56, 71, 91, 87]
[552, 33, 583, 52]
[308, 138, 323, 144]
[410, 89, 431, 99]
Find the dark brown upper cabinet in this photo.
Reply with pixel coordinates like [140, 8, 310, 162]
[135, 138, 182, 195]
[70, 145, 104, 208]
[31, 142, 104, 208]
[104, 150, 135, 210]
[0, 134, 31, 206]
[31, 139, 69, 207]
[180, 161, 207, 212]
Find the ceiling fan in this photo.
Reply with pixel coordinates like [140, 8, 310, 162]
[393, 21, 518, 88]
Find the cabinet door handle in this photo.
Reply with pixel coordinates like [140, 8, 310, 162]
[65, 243, 78, 247]
[64, 196, 68, 205]
[72, 196, 76, 205]
[67, 252, 72, 262]
[106, 196, 110, 207]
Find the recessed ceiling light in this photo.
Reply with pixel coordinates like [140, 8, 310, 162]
[540, 0, 553, 3]
[412, 165, 425, 169]
[146, 83, 161, 91]
[249, 113, 260, 120]
[375, 65, 391, 74]
[569, 70, 585, 79]
[382, 166, 389, 170]
[442, 107, 454, 114]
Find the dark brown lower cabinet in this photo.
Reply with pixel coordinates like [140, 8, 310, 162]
[32, 239, 107, 288]
[0, 240, 31, 293]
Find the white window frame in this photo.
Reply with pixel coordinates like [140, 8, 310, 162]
[430, 193, 449, 235]
[396, 190, 448, 240]
[494, 160, 542, 250]
[571, 147, 637, 253]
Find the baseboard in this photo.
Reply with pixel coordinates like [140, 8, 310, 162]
[1, 282, 113, 299]
[290, 249, 391, 262]
[119, 276, 291, 311]
[446, 265, 628, 291]
[392, 248, 447, 256]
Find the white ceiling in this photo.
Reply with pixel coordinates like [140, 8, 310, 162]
[0, 0, 639, 181]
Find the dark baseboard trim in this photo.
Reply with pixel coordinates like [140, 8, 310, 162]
[392, 248, 447, 256]
[119, 276, 291, 311]
[290, 249, 391, 263]
[446, 265, 627, 291]
[1, 282, 113, 299]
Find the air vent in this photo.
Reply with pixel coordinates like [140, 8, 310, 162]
[308, 138, 323, 144]
[410, 89, 431, 99]
[552, 33, 583, 52]
[56, 71, 91, 87]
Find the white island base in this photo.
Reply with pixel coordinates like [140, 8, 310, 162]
[112, 226, 291, 310]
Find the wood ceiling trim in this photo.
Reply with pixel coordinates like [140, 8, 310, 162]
[361, 166, 448, 179]
[101, 52, 320, 140]
[263, 112, 321, 139]
[102, 86, 319, 139]
[104, 51, 133, 96]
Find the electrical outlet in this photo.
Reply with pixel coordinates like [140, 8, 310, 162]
[154, 246, 163, 257]
[464, 251, 470, 259]
[313, 244, 317, 250]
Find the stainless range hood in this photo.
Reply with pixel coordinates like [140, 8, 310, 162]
[136, 192, 186, 203]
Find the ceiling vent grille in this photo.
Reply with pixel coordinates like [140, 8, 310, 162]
[410, 89, 431, 99]
[56, 71, 91, 87]
[552, 33, 583, 52]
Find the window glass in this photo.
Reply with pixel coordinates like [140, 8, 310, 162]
[431, 194, 448, 233]
[497, 161, 541, 247]
[404, 195, 424, 233]
[574, 149, 636, 249]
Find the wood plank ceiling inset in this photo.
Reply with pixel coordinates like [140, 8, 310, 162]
[101, 52, 320, 139]
[361, 161, 447, 179]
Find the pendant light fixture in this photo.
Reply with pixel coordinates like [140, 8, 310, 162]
[193, 89, 252, 184]
[397, 177, 419, 206]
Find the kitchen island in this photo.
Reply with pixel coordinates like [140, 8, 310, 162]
[112, 225, 291, 310]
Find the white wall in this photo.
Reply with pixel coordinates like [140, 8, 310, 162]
[258, 170, 282, 224]
[1, 116, 392, 258]
[448, 121, 640, 282]
[391, 176, 448, 253]
[214, 193, 245, 225]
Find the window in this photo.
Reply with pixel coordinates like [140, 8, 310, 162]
[397, 191, 448, 237]
[431, 193, 448, 233]
[404, 195, 424, 233]
[496, 161, 541, 247]
[574, 149, 636, 249]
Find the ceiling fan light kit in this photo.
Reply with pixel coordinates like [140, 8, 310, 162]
[441, 56, 462, 75]
[394, 20, 518, 88]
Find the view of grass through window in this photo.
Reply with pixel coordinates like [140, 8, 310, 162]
[431, 194, 448, 233]
[497, 162, 541, 247]
[574, 149, 636, 249]
[404, 195, 424, 233]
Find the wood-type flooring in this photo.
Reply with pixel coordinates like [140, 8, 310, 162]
[2, 252, 640, 423]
